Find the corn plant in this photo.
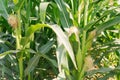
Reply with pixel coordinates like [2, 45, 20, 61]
[52, 0, 120, 80]
[0, 0, 120, 80]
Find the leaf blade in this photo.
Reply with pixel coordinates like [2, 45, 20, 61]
[39, 2, 50, 23]
[54, 0, 71, 28]
[0, 0, 8, 19]
[24, 54, 40, 76]
[26, 24, 77, 69]
[96, 16, 120, 35]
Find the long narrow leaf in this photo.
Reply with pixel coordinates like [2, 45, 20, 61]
[24, 54, 40, 76]
[26, 24, 77, 69]
[54, 0, 71, 28]
[86, 67, 113, 76]
[0, 50, 19, 59]
[0, 0, 8, 19]
[25, 40, 55, 75]
[50, 25, 77, 69]
[39, 40, 55, 54]
[38, 53, 57, 67]
[56, 41, 68, 72]
[25, 53, 57, 76]
[96, 16, 120, 35]
[39, 2, 50, 23]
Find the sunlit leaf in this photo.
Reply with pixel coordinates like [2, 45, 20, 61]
[56, 41, 68, 71]
[39, 2, 50, 23]
[13, 0, 19, 4]
[50, 25, 77, 69]
[26, 24, 77, 69]
[56, 39, 69, 79]
[0, 50, 19, 59]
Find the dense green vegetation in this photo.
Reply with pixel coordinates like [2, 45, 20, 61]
[0, 0, 120, 80]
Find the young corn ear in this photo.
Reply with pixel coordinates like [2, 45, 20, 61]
[84, 55, 95, 71]
[8, 15, 18, 28]
[86, 30, 96, 51]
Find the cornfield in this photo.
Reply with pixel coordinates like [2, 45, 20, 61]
[0, 0, 120, 80]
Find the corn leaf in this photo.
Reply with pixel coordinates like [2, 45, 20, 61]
[38, 40, 55, 54]
[0, 0, 8, 19]
[0, 50, 19, 59]
[24, 54, 40, 76]
[54, 0, 71, 28]
[26, 24, 77, 69]
[96, 16, 120, 35]
[38, 53, 57, 67]
[25, 40, 56, 76]
[39, 2, 50, 23]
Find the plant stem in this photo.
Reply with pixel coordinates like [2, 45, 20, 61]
[78, 0, 84, 25]
[82, 0, 89, 57]
[18, 57, 23, 80]
[16, 28, 21, 49]
[79, 0, 89, 80]
[78, 64, 86, 80]
[81, 31, 86, 58]
[118, 75, 120, 80]
[16, 10, 23, 80]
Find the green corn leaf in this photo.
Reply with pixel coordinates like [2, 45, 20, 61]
[39, 40, 55, 54]
[54, 0, 71, 28]
[38, 53, 57, 67]
[0, 43, 10, 52]
[0, 0, 8, 20]
[86, 67, 113, 76]
[14, 0, 25, 11]
[0, 50, 19, 59]
[26, 24, 77, 69]
[24, 54, 40, 76]
[1, 65, 13, 78]
[25, 40, 55, 76]
[96, 16, 120, 35]
[86, 65, 120, 76]
[26, 24, 46, 37]
[39, 2, 50, 23]
[25, 53, 57, 76]
[25, 0, 31, 23]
